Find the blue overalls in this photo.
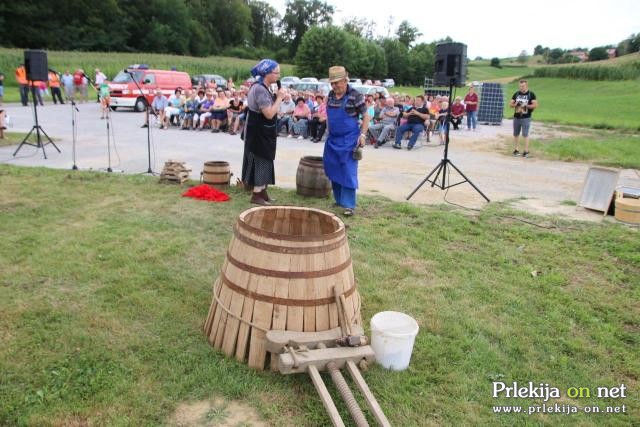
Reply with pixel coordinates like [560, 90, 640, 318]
[323, 95, 360, 209]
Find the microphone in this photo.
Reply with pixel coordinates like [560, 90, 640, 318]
[276, 80, 282, 90]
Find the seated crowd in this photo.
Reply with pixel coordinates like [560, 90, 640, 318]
[144, 81, 479, 150]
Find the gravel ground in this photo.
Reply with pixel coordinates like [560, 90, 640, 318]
[1, 101, 638, 222]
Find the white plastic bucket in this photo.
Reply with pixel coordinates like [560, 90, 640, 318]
[370, 311, 419, 371]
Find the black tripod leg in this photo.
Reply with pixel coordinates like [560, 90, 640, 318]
[406, 161, 445, 200]
[446, 160, 491, 202]
[13, 127, 36, 156]
[38, 126, 60, 152]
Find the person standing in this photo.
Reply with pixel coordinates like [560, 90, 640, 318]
[61, 70, 74, 101]
[509, 79, 538, 158]
[242, 58, 285, 205]
[48, 70, 64, 104]
[94, 68, 107, 102]
[15, 64, 29, 106]
[464, 85, 478, 130]
[324, 66, 368, 217]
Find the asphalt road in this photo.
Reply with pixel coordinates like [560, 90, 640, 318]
[2, 101, 638, 220]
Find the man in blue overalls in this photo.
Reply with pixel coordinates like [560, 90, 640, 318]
[324, 66, 369, 217]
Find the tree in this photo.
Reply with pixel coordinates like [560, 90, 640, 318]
[295, 26, 353, 77]
[588, 46, 608, 61]
[342, 17, 375, 40]
[516, 50, 528, 64]
[248, 0, 281, 48]
[381, 38, 410, 84]
[617, 33, 640, 55]
[533, 45, 544, 55]
[281, 0, 335, 56]
[407, 42, 436, 86]
[396, 20, 422, 48]
[490, 57, 501, 68]
[544, 48, 565, 64]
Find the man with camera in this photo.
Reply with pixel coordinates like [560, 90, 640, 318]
[509, 79, 538, 158]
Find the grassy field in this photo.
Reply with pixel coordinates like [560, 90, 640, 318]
[528, 130, 640, 169]
[1, 165, 638, 426]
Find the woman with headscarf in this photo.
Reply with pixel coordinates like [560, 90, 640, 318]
[241, 59, 285, 205]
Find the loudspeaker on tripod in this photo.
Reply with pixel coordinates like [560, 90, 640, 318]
[433, 43, 467, 87]
[24, 50, 49, 81]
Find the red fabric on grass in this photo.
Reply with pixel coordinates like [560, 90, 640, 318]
[182, 184, 230, 202]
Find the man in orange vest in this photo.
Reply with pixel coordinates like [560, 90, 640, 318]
[48, 70, 64, 104]
[15, 64, 29, 106]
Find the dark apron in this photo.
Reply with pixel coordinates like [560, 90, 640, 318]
[323, 95, 360, 189]
[244, 83, 277, 160]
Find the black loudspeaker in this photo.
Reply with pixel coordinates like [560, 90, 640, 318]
[24, 50, 48, 81]
[433, 43, 467, 87]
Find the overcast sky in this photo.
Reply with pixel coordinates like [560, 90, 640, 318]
[266, 0, 639, 58]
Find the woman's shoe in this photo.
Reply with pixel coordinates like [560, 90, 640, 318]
[343, 208, 354, 216]
[250, 193, 270, 206]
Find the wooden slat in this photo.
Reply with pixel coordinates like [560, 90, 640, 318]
[213, 277, 234, 349]
[347, 361, 391, 427]
[308, 366, 345, 427]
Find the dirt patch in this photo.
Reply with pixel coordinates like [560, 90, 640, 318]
[169, 397, 267, 427]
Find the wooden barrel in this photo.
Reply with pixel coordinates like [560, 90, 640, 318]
[202, 161, 231, 187]
[296, 156, 331, 198]
[203, 206, 362, 370]
[615, 196, 640, 224]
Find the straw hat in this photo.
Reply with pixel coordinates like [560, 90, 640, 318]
[328, 66, 348, 82]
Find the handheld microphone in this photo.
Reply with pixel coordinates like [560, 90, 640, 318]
[276, 80, 282, 90]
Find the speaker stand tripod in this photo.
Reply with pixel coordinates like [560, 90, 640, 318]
[406, 79, 490, 203]
[13, 85, 61, 159]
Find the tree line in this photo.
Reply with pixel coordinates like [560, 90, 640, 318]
[0, 0, 448, 85]
[533, 33, 640, 64]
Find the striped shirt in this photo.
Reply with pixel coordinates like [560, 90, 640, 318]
[327, 85, 366, 118]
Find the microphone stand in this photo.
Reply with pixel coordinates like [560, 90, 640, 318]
[126, 70, 156, 175]
[85, 72, 122, 173]
[51, 69, 81, 169]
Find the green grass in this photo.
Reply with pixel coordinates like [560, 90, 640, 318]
[1, 165, 638, 426]
[529, 132, 640, 169]
[503, 78, 640, 131]
[0, 132, 29, 147]
[467, 64, 535, 82]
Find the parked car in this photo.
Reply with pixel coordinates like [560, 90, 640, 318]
[300, 77, 318, 82]
[191, 74, 227, 90]
[382, 78, 395, 88]
[351, 85, 390, 98]
[373, 80, 382, 86]
[291, 82, 331, 96]
[349, 78, 363, 86]
[280, 76, 300, 88]
[109, 68, 192, 112]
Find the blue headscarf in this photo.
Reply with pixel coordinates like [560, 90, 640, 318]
[251, 59, 278, 83]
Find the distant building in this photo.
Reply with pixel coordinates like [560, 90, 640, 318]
[607, 48, 617, 59]
[569, 50, 588, 62]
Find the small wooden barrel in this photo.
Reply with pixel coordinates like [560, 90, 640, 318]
[615, 196, 640, 224]
[296, 156, 331, 198]
[202, 161, 231, 187]
[203, 206, 362, 370]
